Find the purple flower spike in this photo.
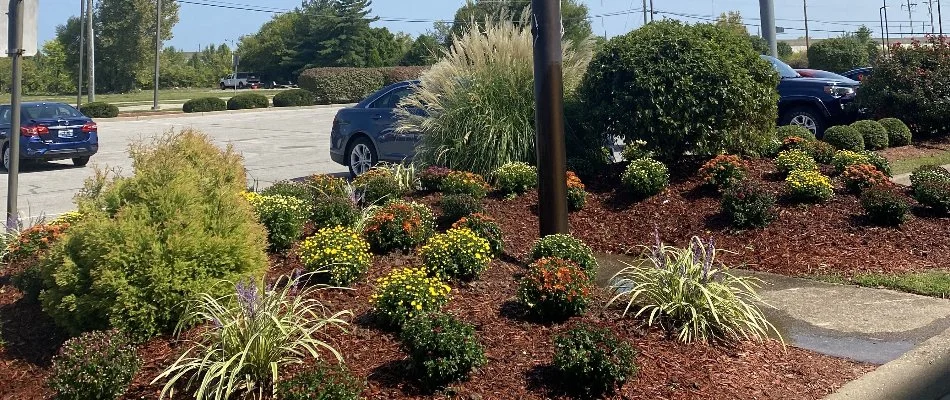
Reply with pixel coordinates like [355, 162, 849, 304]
[235, 279, 260, 317]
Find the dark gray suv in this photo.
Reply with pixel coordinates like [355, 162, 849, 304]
[329, 81, 420, 176]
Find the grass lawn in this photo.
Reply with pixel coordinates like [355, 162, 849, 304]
[813, 271, 950, 298]
[22, 88, 284, 106]
[890, 151, 950, 175]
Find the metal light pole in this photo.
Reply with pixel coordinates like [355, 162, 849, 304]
[759, 0, 778, 56]
[939, 0, 944, 35]
[642, 0, 648, 24]
[6, 0, 24, 230]
[530, 0, 569, 236]
[881, 6, 890, 56]
[152, 0, 161, 111]
[86, 0, 94, 102]
[77, 0, 84, 108]
[649, 0, 654, 21]
[803, 0, 810, 51]
[905, 0, 917, 34]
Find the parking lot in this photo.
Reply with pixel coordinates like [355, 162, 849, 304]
[0, 106, 347, 220]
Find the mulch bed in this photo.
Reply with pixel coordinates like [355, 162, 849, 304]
[1, 157, 917, 399]
[878, 138, 950, 162]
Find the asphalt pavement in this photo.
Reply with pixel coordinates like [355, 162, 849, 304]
[0, 105, 347, 221]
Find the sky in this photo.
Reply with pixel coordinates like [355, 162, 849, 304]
[38, 0, 944, 51]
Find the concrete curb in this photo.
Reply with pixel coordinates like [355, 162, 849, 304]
[825, 326, 950, 400]
[105, 104, 351, 122]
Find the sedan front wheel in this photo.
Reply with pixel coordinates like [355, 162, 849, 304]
[348, 137, 377, 177]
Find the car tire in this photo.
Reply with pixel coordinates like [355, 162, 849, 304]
[238, 82, 246, 89]
[1, 145, 9, 172]
[72, 156, 90, 167]
[347, 136, 377, 178]
[220, 82, 226, 90]
[780, 107, 826, 137]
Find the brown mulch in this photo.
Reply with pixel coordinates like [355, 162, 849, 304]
[0, 159, 906, 399]
[878, 138, 950, 162]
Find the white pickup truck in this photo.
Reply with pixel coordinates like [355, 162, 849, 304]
[219, 72, 261, 89]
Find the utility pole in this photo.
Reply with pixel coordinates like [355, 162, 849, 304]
[77, 0, 84, 108]
[642, 0, 648, 25]
[530, 0, 569, 236]
[153, 0, 161, 111]
[803, 0, 810, 51]
[926, 0, 936, 33]
[939, 0, 944, 35]
[759, 0, 778, 57]
[649, 0, 654, 21]
[881, 4, 890, 56]
[86, 0, 95, 102]
[6, 0, 24, 230]
[904, 0, 917, 34]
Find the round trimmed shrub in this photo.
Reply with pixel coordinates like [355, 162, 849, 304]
[451, 213, 503, 256]
[805, 140, 837, 164]
[400, 312, 486, 387]
[227, 92, 269, 110]
[861, 185, 910, 226]
[48, 330, 140, 400]
[79, 102, 119, 118]
[244, 192, 308, 252]
[272, 89, 316, 107]
[182, 97, 226, 113]
[370, 267, 451, 328]
[493, 162, 538, 198]
[566, 171, 587, 211]
[312, 196, 359, 229]
[699, 154, 747, 190]
[553, 324, 638, 396]
[439, 194, 483, 223]
[620, 158, 669, 198]
[777, 125, 817, 141]
[785, 170, 834, 203]
[441, 171, 490, 199]
[362, 200, 435, 253]
[419, 228, 491, 281]
[721, 181, 777, 229]
[842, 164, 890, 194]
[879, 118, 912, 147]
[823, 125, 865, 151]
[910, 166, 950, 213]
[419, 166, 453, 192]
[519, 257, 592, 320]
[579, 20, 778, 160]
[299, 226, 372, 286]
[910, 165, 950, 187]
[831, 150, 872, 174]
[530, 234, 598, 278]
[774, 149, 817, 175]
[279, 363, 364, 400]
[851, 120, 889, 150]
[352, 168, 404, 205]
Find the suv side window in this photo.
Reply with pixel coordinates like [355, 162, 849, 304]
[371, 87, 412, 109]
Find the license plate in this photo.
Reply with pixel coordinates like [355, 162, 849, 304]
[58, 129, 73, 138]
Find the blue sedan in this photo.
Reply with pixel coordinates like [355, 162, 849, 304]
[329, 81, 420, 176]
[0, 102, 99, 171]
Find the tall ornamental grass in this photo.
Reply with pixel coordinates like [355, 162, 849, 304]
[395, 13, 593, 175]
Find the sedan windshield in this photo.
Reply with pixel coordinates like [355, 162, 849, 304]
[760, 55, 800, 79]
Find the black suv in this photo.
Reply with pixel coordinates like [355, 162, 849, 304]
[761, 56, 860, 136]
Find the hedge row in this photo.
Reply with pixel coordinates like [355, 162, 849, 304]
[297, 66, 427, 105]
[79, 102, 119, 118]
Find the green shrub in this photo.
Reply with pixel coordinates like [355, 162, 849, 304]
[913, 181, 950, 213]
[530, 234, 598, 278]
[807, 36, 870, 73]
[37, 130, 268, 340]
[182, 97, 226, 113]
[879, 118, 912, 146]
[441, 171, 490, 199]
[298, 67, 385, 104]
[155, 275, 349, 399]
[579, 20, 778, 161]
[227, 93, 269, 110]
[831, 150, 872, 174]
[394, 16, 593, 176]
[362, 200, 435, 253]
[419, 166, 453, 192]
[774, 149, 818, 175]
[493, 162, 538, 197]
[553, 324, 637, 396]
[244, 192, 308, 252]
[851, 120, 889, 150]
[620, 158, 669, 199]
[370, 267, 451, 328]
[777, 125, 817, 141]
[352, 168, 404, 205]
[823, 125, 865, 151]
[786, 170, 834, 203]
[607, 237, 777, 343]
[79, 102, 119, 118]
[842, 164, 890, 194]
[279, 363, 364, 400]
[566, 171, 587, 211]
[620, 139, 653, 162]
[400, 313, 486, 387]
[861, 150, 892, 176]
[260, 180, 315, 204]
[721, 181, 777, 229]
[379, 66, 428, 85]
[48, 330, 140, 400]
[910, 165, 950, 187]
[272, 89, 316, 107]
[420, 228, 491, 281]
[699, 155, 748, 190]
[806, 140, 837, 164]
[861, 186, 910, 226]
[299, 226, 372, 286]
[452, 214, 503, 257]
[519, 257, 592, 320]
[856, 36, 950, 138]
[312, 196, 360, 229]
[439, 194, 483, 223]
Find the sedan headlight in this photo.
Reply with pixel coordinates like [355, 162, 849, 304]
[824, 85, 856, 98]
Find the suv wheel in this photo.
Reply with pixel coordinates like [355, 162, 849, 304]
[781, 107, 825, 137]
[219, 82, 226, 90]
[347, 137, 377, 177]
[2, 145, 9, 171]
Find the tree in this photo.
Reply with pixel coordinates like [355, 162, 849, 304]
[31, 41, 73, 94]
[715, 11, 768, 54]
[317, 0, 378, 67]
[237, 11, 302, 81]
[400, 33, 442, 66]
[447, 0, 593, 46]
[94, 0, 180, 92]
[808, 35, 869, 73]
[778, 41, 793, 58]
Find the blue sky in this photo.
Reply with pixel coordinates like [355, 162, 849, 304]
[39, 0, 941, 50]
